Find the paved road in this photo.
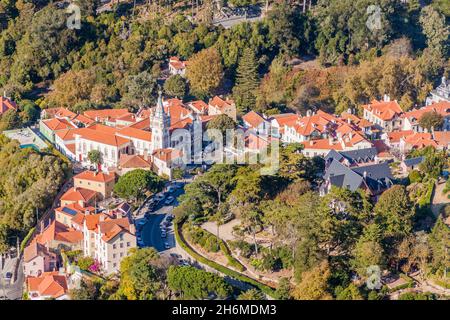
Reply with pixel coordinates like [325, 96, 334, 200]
[136, 182, 187, 256]
[0, 259, 23, 300]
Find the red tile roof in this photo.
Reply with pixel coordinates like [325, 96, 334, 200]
[74, 170, 116, 183]
[83, 108, 131, 121]
[363, 99, 403, 121]
[243, 111, 266, 128]
[74, 127, 130, 147]
[35, 220, 83, 245]
[117, 126, 152, 141]
[386, 130, 415, 143]
[119, 154, 151, 169]
[42, 118, 77, 131]
[0, 96, 18, 114]
[27, 272, 68, 299]
[152, 148, 182, 162]
[209, 96, 234, 111]
[61, 187, 98, 203]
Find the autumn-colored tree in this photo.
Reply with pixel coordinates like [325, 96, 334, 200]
[186, 47, 223, 97]
[292, 260, 333, 300]
[419, 111, 444, 131]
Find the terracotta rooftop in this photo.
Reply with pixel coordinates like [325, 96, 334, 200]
[74, 170, 116, 183]
[363, 99, 403, 121]
[27, 272, 68, 299]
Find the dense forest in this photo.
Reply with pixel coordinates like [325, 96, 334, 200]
[0, 0, 448, 122]
[0, 135, 70, 251]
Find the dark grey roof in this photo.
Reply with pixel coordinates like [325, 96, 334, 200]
[324, 160, 364, 192]
[325, 149, 344, 162]
[403, 156, 424, 168]
[324, 159, 393, 193]
[340, 147, 378, 163]
[325, 148, 378, 165]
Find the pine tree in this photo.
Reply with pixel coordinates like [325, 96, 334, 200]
[232, 48, 260, 114]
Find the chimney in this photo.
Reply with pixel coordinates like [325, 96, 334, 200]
[85, 209, 90, 215]
[347, 118, 351, 125]
[347, 108, 352, 114]
[431, 126, 435, 139]
[99, 214, 105, 222]
[383, 94, 390, 102]
[328, 136, 333, 145]
[363, 171, 367, 179]
[306, 110, 312, 117]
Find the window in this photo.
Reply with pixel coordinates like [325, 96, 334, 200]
[113, 244, 116, 249]
[113, 254, 116, 259]
[120, 252, 123, 257]
[113, 263, 117, 268]
[120, 243, 124, 248]
[127, 242, 130, 247]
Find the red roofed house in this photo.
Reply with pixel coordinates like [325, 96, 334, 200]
[60, 187, 98, 208]
[35, 220, 83, 251]
[282, 110, 340, 143]
[23, 242, 59, 277]
[399, 131, 450, 152]
[151, 148, 183, 179]
[363, 95, 404, 131]
[27, 271, 69, 300]
[82, 211, 136, 274]
[168, 56, 187, 76]
[0, 95, 18, 115]
[242, 111, 270, 135]
[73, 170, 116, 199]
[118, 154, 152, 175]
[39, 117, 77, 143]
[208, 96, 237, 121]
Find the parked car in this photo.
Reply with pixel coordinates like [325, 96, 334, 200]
[161, 232, 167, 238]
[4, 272, 12, 280]
[136, 219, 146, 226]
[164, 242, 170, 249]
[179, 260, 190, 266]
[167, 186, 175, 193]
[154, 193, 165, 202]
[165, 196, 175, 205]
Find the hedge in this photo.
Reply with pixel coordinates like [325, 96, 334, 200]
[175, 220, 276, 298]
[20, 227, 36, 252]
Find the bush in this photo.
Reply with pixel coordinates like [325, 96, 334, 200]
[77, 256, 95, 271]
[408, 170, 422, 184]
[20, 227, 36, 252]
[229, 240, 254, 258]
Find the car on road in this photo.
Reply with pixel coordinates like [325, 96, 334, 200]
[164, 196, 175, 205]
[136, 219, 147, 226]
[167, 214, 174, 221]
[154, 193, 165, 202]
[161, 231, 167, 238]
[164, 242, 170, 249]
[179, 259, 190, 266]
[167, 186, 176, 193]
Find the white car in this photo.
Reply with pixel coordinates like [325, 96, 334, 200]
[165, 196, 175, 205]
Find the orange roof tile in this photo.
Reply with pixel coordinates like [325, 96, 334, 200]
[61, 187, 97, 203]
[27, 272, 68, 298]
[243, 111, 266, 129]
[74, 170, 116, 183]
[386, 130, 415, 143]
[117, 126, 152, 141]
[209, 96, 234, 111]
[152, 148, 182, 162]
[83, 108, 131, 121]
[74, 127, 130, 147]
[0, 96, 18, 114]
[119, 154, 151, 169]
[42, 118, 77, 131]
[363, 100, 403, 121]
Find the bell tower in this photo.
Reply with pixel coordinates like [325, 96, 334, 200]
[151, 91, 171, 151]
